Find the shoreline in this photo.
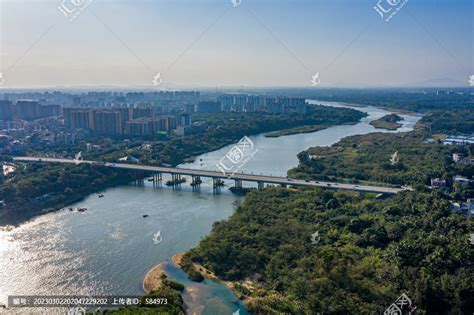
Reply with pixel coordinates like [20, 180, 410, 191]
[1, 102, 367, 229]
[143, 261, 167, 293]
[1, 101, 419, 230]
[174, 253, 254, 302]
[369, 113, 404, 131]
[144, 252, 255, 308]
[172, 253, 234, 289]
[310, 99, 422, 116]
[143, 253, 251, 313]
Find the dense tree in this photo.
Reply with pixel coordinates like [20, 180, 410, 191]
[289, 132, 458, 186]
[0, 163, 135, 225]
[185, 188, 473, 314]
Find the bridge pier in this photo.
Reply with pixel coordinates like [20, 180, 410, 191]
[191, 176, 201, 188]
[258, 182, 264, 191]
[171, 173, 183, 185]
[151, 172, 162, 187]
[212, 178, 221, 194]
[134, 170, 145, 184]
[234, 179, 242, 189]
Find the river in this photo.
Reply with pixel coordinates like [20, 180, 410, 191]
[0, 101, 421, 314]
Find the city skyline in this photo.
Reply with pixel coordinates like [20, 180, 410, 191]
[0, 0, 473, 89]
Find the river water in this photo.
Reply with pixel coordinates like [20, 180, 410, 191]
[0, 101, 420, 314]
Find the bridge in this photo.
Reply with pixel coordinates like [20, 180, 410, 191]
[13, 157, 408, 194]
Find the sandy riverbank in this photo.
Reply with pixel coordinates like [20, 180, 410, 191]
[171, 252, 257, 303]
[145, 252, 255, 301]
[143, 262, 166, 293]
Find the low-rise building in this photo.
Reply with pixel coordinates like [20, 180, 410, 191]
[454, 176, 472, 186]
[118, 155, 140, 163]
[430, 178, 447, 188]
[453, 153, 462, 162]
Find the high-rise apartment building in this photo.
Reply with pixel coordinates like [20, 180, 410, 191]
[0, 100, 14, 121]
[92, 110, 123, 135]
[178, 113, 192, 127]
[16, 101, 40, 120]
[196, 101, 221, 113]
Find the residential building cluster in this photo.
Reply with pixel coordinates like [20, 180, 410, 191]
[0, 100, 61, 122]
[0, 91, 308, 156]
[0, 91, 203, 154]
[192, 95, 307, 114]
[64, 106, 193, 136]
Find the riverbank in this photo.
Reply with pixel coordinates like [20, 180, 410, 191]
[0, 164, 135, 227]
[265, 125, 330, 138]
[1, 104, 366, 228]
[143, 253, 255, 313]
[172, 253, 257, 304]
[0, 101, 422, 311]
[143, 262, 167, 293]
[369, 114, 403, 130]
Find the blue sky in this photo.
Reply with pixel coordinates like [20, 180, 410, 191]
[0, 0, 472, 88]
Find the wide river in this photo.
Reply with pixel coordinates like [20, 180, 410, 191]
[0, 101, 420, 314]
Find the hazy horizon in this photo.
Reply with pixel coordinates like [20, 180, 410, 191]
[1, 0, 473, 89]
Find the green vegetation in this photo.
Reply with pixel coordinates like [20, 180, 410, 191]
[1, 105, 365, 226]
[27, 105, 365, 167]
[306, 90, 474, 135]
[179, 254, 204, 282]
[100, 275, 185, 314]
[305, 90, 474, 113]
[107, 105, 364, 166]
[419, 109, 474, 135]
[180, 98, 474, 313]
[0, 163, 135, 225]
[370, 114, 403, 130]
[184, 187, 473, 314]
[289, 132, 458, 186]
[265, 125, 329, 138]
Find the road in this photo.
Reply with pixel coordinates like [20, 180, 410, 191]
[13, 157, 408, 194]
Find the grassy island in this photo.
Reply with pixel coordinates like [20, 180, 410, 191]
[370, 114, 403, 130]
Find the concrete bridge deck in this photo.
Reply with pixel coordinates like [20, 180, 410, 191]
[13, 157, 407, 194]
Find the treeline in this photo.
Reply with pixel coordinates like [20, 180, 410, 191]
[420, 110, 474, 135]
[289, 132, 459, 186]
[87, 105, 366, 166]
[0, 163, 135, 225]
[1, 105, 365, 225]
[184, 187, 474, 314]
[302, 90, 474, 113]
[315, 91, 474, 135]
